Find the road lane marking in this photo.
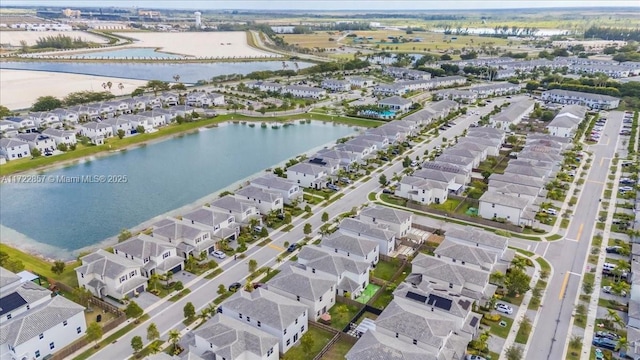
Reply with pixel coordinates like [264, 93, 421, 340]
[268, 244, 284, 251]
[564, 238, 578, 242]
[587, 180, 604, 185]
[568, 271, 581, 276]
[576, 223, 584, 242]
[559, 272, 570, 300]
[600, 157, 604, 166]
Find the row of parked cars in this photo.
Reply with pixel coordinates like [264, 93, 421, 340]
[620, 111, 634, 136]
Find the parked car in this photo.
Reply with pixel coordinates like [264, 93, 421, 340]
[382, 188, 393, 194]
[212, 250, 226, 259]
[287, 243, 299, 252]
[252, 282, 265, 289]
[602, 286, 627, 296]
[466, 355, 487, 360]
[606, 246, 623, 254]
[380, 156, 389, 161]
[228, 282, 242, 292]
[543, 208, 558, 216]
[592, 336, 617, 351]
[495, 303, 513, 314]
[596, 331, 620, 340]
[339, 177, 352, 184]
[327, 183, 341, 191]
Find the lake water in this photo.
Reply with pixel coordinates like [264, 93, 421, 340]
[69, 47, 185, 59]
[0, 122, 356, 258]
[0, 60, 312, 84]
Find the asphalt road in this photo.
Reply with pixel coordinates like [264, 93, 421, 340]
[526, 111, 624, 360]
[86, 96, 520, 360]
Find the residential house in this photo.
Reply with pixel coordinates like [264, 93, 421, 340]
[338, 218, 397, 256]
[0, 267, 86, 360]
[373, 83, 406, 96]
[503, 164, 549, 180]
[267, 265, 337, 321]
[208, 93, 226, 106]
[159, 92, 179, 106]
[357, 133, 391, 151]
[358, 205, 412, 238]
[16, 133, 56, 155]
[26, 112, 59, 128]
[314, 148, 360, 171]
[79, 121, 113, 140]
[121, 114, 154, 133]
[478, 191, 532, 226]
[5, 117, 36, 132]
[191, 314, 279, 360]
[441, 147, 482, 168]
[182, 206, 239, 242]
[138, 109, 169, 128]
[489, 173, 545, 189]
[421, 161, 471, 186]
[297, 246, 371, 299]
[0, 138, 30, 161]
[377, 96, 413, 113]
[489, 99, 535, 129]
[50, 108, 79, 123]
[217, 288, 308, 353]
[235, 185, 284, 215]
[102, 117, 133, 136]
[151, 218, 216, 258]
[334, 143, 372, 161]
[247, 81, 284, 93]
[395, 175, 449, 205]
[444, 226, 510, 254]
[348, 76, 374, 88]
[542, 89, 620, 110]
[469, 82, 521, 98]
[546, 104, 587, 138]
[434, 89, 478, 102]
[466, 127, 505, 143]
[458, 137, 501, 156]
[250, 175, 303, 206]
[286, 162, 329, 190]
[321, 230, 379, 266]
[383, 66, 431, 80]
[103, 99, 131, 115]
[67, 105, 99, 121]
[321, 79, 351, 92]
[42, 128, 77, 146]
[414, 167, 464, 194]
[489, 181, 543, 202]
[282, 85, 326, 99]
[75, 249, 147, 299]
[209, 195, 261, 223]
[113, 234, 184, 277]
[410, 253, 495, 304]
[433, 154, 475, 173]
[434, 238, 512, 273]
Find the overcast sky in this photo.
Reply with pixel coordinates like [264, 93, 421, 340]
[3, 0, 639, 10]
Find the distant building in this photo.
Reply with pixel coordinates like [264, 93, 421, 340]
[62, 8, 81, 18]
[194, 11, 201, 28]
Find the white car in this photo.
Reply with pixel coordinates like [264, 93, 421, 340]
[212, 250, 226, 259]
[602, 286, 627, 297]
[543, 208, 558, 216]
[495, 303, 513, 314]
[466, 355, 487, 360]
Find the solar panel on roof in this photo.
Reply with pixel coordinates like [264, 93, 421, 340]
[427, 294, 453, 311]
[470, 317, 479, 327]
[0, 292, 27, 315]
[406, 291, 428, 303]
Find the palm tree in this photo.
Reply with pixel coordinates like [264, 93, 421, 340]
[510, 256, 528, 271]
[164, 271, 173, 288]
[147, 340, 162, 355]
[606, 309, 622, 330]
[569, 335, 582, 350]
[173, 74, 181, 83]
[477, 330, 491, 353]
[106, 81, 112, 92]
[168, 329, 181, 353]
[617, 337, 629, 356]
[148, 273, 161, 292]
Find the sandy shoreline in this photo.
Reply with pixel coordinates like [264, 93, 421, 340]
[0, 69, 148, 110]
[1, 121, 363, 260]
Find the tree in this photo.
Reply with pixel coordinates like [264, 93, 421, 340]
[125, 301, 144, 323]
[379, 173, 388, 187]
[51, 260, 66, 275]
[440, 54, 452, 61]
[300, 332, 315, 353]
[117, 129, 126, 139]
[519, 316, 531, 335]
[136, 125, 146, 134]
[321, 212, 329, 222]
[617, 337, 629, 354]
[402, 156, 412, 168]
[217, 284, 226, 295]
[248, 259, 258, 273]
[131, 336, 143, 355]
[147, 323, 160, 342]
[148, 273, 161, 292]
[505, 268, 531, 296]
[131, 87, 145, 97]
[164, 271, 174, 288]
[118, 229, 132, 242]
[86, 322, 103, 348]
[0, 105, 11, 117]
[73, 287, 93, 307]
[147, 340, 162, 355]
[146, 80, 170, 96]
[303, 223, 312, 236]
[505, 345, 524, 360]
[525, 81, 540, 92]
[168, 329, 181, 353]
[183, 302, 196, 320]
[31, 148, 41, 158]
[106, 81, 113, 92]
[118, 83, 124, 93]
[569, 335, 582, 350]
[32, 96, 62, 111]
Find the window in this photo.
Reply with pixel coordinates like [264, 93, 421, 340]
[49, 342, 55, 350]
[39, 333, 44, 340]
[413, 339, 418, 345]
[130, 271, 136, 277]
[449, 283, 453, 289]
[295, 318, 298, 325]
[246, 316, 250, 322]
[296, 295, 300, 301]
[210, 343, 213, 348]
[286, 339, 291, 346]
[6, 314, 11, 320]
[492, 203, 495, 208]
[35, 350, 40, 358]
[284, 329, 287, 335]
[319, 296, 323, 302]
[301, 325, 305, 332]
[395, 333, 399, 338]
[163, 252, 170, 259]
[63, 320, 68, 326]
[267, 348, 274, 356]
[452, 259, 456, 263]
[77, 327, 82, 334]
[26, 305, 30, 310]
[239, 313, 243, 319]
[334, 248, 338, 253]
[257, 321, 261, 327]
[312, 268, 316, 274]
[120, 275, 127, 283]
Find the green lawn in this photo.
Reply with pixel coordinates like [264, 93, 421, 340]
[485, 315, 514, 338]
[547, 234, 563, 241]
[72, 314, 150, 360]
[429, 198, 461, 212]
[380, 193, 408, 207]
[328, 303, 361, 331]
[320, 337, 356, 360]
[0, 243, 80, 287]
[373, 260, 401, 281]
[371, 287, 394, 309]
[536, 257, 551, 273]
[284, 327, 335, 360]
[515, 322, 531, 344]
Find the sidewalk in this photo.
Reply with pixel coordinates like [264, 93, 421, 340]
[549, 151, 593, 235]
[499, 253, 542, 359]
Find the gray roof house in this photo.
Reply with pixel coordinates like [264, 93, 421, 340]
[489, 173, 545, 189]
[235, 185, 284, 215]
[358, 205, 413, 238]
[250, 174, 303, 205]
[346, 329, 436, 360]
[113, 234, 184, 277]
[378, 96, 413, 112]
[209, 195, 260, 223]
[191, 314, 279, 360]
[321, 230, 380, 265]
[151, 218, 216, 257]
[75, 249, 147, 300]
[444, 226, 509, 251]
[338, 218, 397, 256]
[218, 288, 308, 353]
[267, 265, 337, 321]
[182, 207, 239, 241]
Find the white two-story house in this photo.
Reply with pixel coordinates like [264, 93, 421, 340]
[235, 185, 284, 215]
[321, 230, 379, 266]
[251, 174, 303, 206]
[210, 195, 261, 223]
[16, 133, 56, 155]
[182, 206, 240, 242]
[358, 205, 412, 239]
[113, 234, 184, 277]
[151, 218, 216, 258]
[286, 162, 329, 190]
[42, 128, 77, 146]
[0, 138, 30, 161]
[75, 249, 147, 300]
[338, 218, 397, 256]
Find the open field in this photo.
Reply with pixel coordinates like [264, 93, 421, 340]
[281, 32, 344, 49]
[112, 31, 279, 58]
[0, 30, 109, 47]
[0, 69, 148, 110]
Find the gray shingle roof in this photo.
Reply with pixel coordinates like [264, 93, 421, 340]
[378, 96, 412, 107]
[220, 288, 307, 331]
[412, 253, 489, 287]
[434, 239, 497, 270]
[421, 161, 469, 175]
[346, 330, 434, 360]
[114, 234, 177, 259]
[210, 196, 256, 214]
[359, 205, 411, 225]
[544, 89, 619, 102]
[76, 249, 140, 279]
[489, 173, 545, 189]
[193, 314, 278, 359]
[183, 207, 233, 228]
[0, 295, 84, 347]
[0, 267, 21, 289]
[267, 265, 335, 302]
[251, 175, 298, 192]
[413, 168, 457, 184]
[236, 185, 282, 203]
[393, 282, 471, 319]
[479, 191, 530, 210]
[286, 162, 327, 176]
[321, 231, 378, 258]
[339, 218, 396, 242]
[153, 219, 209, 241]
[297, 246, 371, 276]
[444, 226, 508, 250]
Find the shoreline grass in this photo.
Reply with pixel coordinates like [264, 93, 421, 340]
[0, 243, 79, 287]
